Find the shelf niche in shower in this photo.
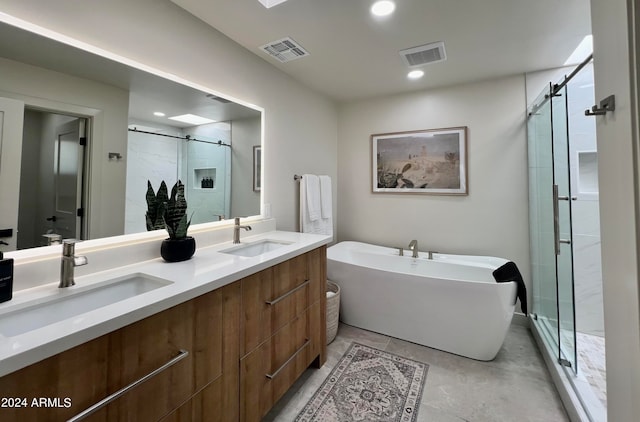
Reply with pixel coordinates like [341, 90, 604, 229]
[577, 151, 599, 196]
[194, 167, 217, 190]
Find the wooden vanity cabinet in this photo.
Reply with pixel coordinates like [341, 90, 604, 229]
[0, 281, 240, 422]
[0, 245, 327, 422]
[105, 281, 240, 422]
[240, 246, 327, 422]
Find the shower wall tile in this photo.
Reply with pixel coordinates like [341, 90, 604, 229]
[573, 234, 604, 336]
[572, 200, 601, 237]
[125, 131, 179, 234]
[527, 128, 537, 168]
[533, 122, 553, 168]
[531, 263, 541, 303]
[576, 303, 605, 337]
[529, 231, 540, 267]
[538, 263, 558, 320]
[182, 123, 232, 224]
[536, 170, 554, 234]
[539, 298, 558, 324]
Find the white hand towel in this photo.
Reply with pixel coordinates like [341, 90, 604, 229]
[319, 175, 332, 219]
[304, 174, 321, 222]
[300, 174, 333, 238]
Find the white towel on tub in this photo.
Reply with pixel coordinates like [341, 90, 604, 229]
[300, 174, 333, 237]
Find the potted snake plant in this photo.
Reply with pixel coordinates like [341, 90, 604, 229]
[146, 180, 195, 262]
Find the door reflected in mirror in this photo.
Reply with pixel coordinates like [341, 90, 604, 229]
[17, 110, 87, 250]
[0, 20, 262, 252]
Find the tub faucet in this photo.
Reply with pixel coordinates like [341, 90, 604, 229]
[59, 239, 88, 288]
[408, 240, 419, 258]
[233, 217, 252, 244]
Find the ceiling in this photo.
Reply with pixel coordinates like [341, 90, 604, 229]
[170, 0, 592, 102]
[0, 21, 261, 129]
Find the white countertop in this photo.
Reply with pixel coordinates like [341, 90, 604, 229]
[0, 230, 332, 377]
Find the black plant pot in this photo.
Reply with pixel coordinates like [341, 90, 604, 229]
[160, 236, 196, 262]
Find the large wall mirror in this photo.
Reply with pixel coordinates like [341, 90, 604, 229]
[0, 20, 262, 252]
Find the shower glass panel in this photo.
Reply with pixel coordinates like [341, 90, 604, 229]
[124, 125, 232, 235]
[551, 83, 577, 372]
[182, 136, 231, 225]
[528, 84, 559, 348]
[528, 59, 606, 421]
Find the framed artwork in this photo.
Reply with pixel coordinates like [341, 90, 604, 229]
[253, 145, 261, 192]
[372, 126, 467, 195]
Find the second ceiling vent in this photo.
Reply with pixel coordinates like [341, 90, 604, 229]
[261, 37, 309, 63]
[399, 41, 447, 67]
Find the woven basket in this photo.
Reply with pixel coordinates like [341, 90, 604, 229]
[326, 280, 341, 344]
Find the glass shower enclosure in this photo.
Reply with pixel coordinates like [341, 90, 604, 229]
[528, 82, 577, 371]
[124, 124, 232, 234]
[528, 59, 606, 421]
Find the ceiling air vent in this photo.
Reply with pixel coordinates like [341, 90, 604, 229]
[399, 41, 446, 67]
[206, 93, 232, 104]
[260, 37, 309, 63]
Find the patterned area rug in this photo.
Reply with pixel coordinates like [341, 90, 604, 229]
[295, 343, 428, 422]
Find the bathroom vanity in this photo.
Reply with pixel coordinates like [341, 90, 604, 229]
[0, 225, 329, 421]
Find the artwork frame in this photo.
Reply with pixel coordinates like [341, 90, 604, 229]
[372, 126, 468, 195]
[253, 145, 261, 192]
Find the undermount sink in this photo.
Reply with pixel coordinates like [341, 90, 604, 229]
[220, 239, 292, 258]
[0, 273, 172, 337]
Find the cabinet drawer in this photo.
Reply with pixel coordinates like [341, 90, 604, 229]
[0, 334, 111, 422]
[0, 282, 240, 422]
[240, 301, 321, 422]
[241, 252, 321, 356]
[100, 283, 238, 421]
[158, 376, 228, 422]
[90, 300, 196, 421]
[0, 303, 194, 422]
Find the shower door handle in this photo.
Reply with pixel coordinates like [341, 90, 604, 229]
[553, 185, 573, 255]
[553, 184, 561, 256]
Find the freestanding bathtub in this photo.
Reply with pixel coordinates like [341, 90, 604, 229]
[327, 241, 518, 361]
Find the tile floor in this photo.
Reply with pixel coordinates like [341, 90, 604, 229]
[264, 323, 569, 422]
[576, 332, 607, 409]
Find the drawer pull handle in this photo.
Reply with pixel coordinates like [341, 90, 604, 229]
[265, 279, 311, 306]
[266, 339, 310, 380]
[67, 349, 189, 421]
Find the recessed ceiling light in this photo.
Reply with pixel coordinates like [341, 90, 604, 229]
[407, 70, 424, 79]
[168, 114, 216, 125]
[258, 0, 288, 8]
[153, 111, 165, 117]
[371, 1, 396, 17]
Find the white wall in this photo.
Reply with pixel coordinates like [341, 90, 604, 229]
[16, 110, 42, 248]
[338, 75, 531, 301]
[590, 0, 640, 420]
[231, 117, 261, 218]
[0, 0, 338, 233]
